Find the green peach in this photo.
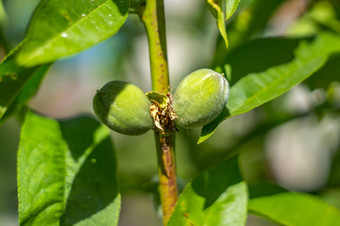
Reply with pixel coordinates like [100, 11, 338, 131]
[172, 69, 229, 128]
[93, 81, 153, 135]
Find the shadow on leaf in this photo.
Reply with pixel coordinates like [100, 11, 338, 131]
[60, 116, 119, 225]
[60, 116, 100, 160]
[192, 156, 242, 209]
[62, 137, 119, 225]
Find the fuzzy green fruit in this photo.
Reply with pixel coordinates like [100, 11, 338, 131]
[173, 69, 229, 128]
[93, 81, 154, 135]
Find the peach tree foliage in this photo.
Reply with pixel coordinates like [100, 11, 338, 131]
[0, 0, 340, 225]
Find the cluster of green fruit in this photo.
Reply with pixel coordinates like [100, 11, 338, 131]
[93, 69, 229, 135]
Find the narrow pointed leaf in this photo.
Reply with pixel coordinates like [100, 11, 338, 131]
[248, 193, 340, 226]
[16, 0, 129, 67]
[167, 156, 248, 226]
[225, 0, 241, 20]
[18, 111, 120, 225]
[198, 33, 340, 143]
[207, 0, 229, 49]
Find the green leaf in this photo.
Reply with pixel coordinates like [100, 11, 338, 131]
[309, 1, 340, 34]
[146, 91, 169, 109]
[206, 0, 242, 49]
[305, 53, 340, 89]
[0, 51, 50, 122]
[0, 65, 49, 123]
[225, 0, 241, 20]
[18, 111, 120, 225]
[220, 37, 304, 86]
[248, 183, 286, 199]
[167, 156, 248, 226]
[206, 0, 229, 49]
[198, 32, 340, 143]
[16, 0, 129, 67]
[248, 192, 340, 226]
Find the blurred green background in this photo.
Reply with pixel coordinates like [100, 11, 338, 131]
[0, 0, 340, 225]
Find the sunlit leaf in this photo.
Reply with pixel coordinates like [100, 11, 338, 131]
[18, 111, 120, 225]
[167, 156, 248, 226]
[206, 0, 229, 49]
[198, 32, 340, 143]
[16, 0, 129, 67]
[249, 192, 340, 225]
[309, 1, 340, 34]
[225, 0, 241, 20]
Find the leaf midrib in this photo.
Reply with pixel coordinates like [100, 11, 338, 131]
[198, 54, 325, 143]
[227, 56, 326, 118]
